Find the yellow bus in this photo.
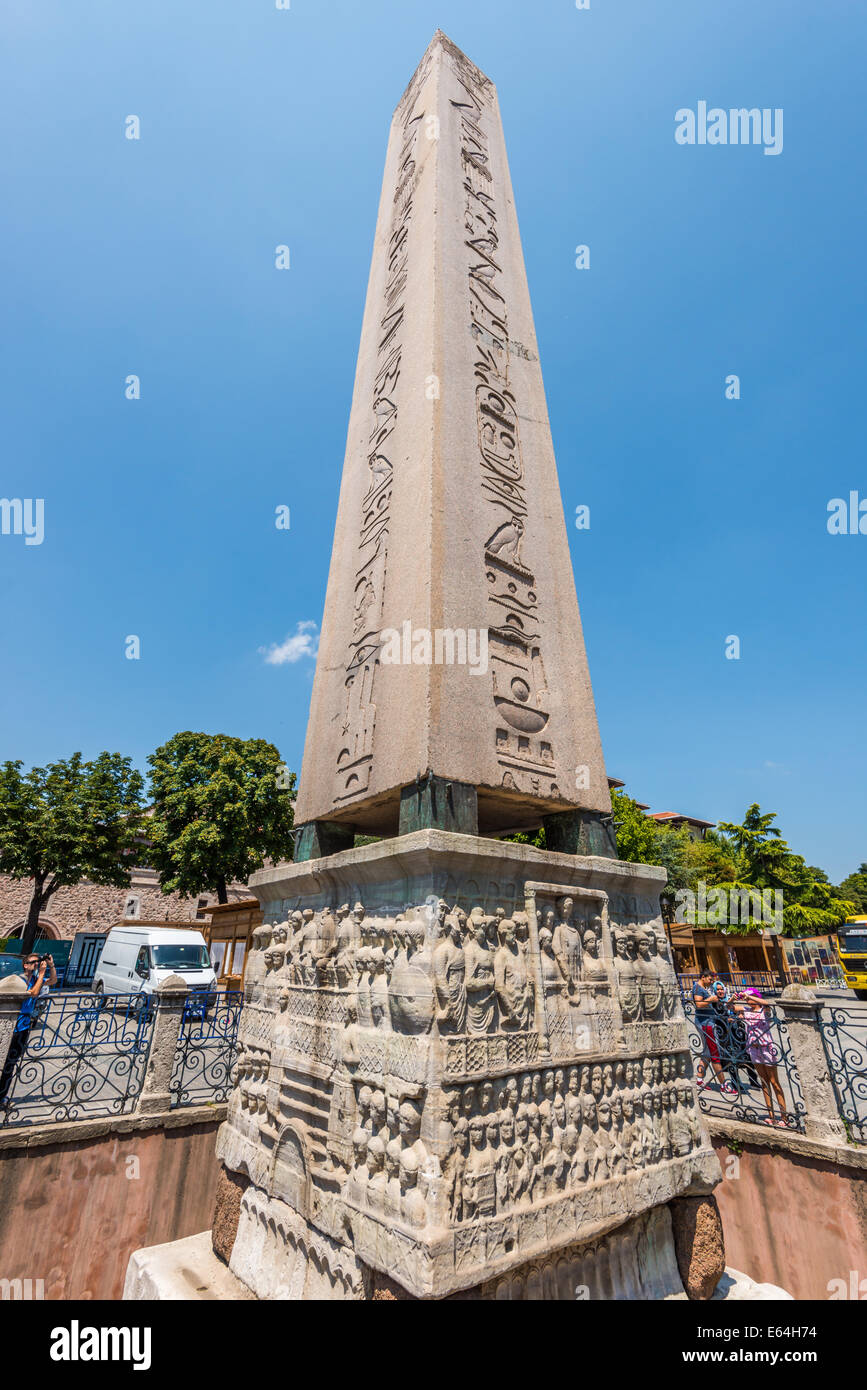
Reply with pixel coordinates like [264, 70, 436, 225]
[836, 915, 867, 1000]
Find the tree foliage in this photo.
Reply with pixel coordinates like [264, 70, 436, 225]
[613, 793, 855, 938]
[0, 753, 146, 953]
[146, 732, 296, 904]
[838, 863, 867, 914]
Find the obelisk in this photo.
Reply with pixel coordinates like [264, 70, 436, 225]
[292, 30, 612, 859]
[137, 33, 722, 1302]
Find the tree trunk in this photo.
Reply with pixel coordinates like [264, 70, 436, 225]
[20, 886, 46, 957]
[216, 877, 229, 905]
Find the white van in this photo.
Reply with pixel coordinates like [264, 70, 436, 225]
[92, 927, 217, 997]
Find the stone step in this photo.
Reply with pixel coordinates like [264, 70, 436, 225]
[281, 1074, 331, 1115]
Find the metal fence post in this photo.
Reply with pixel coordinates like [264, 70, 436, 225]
[136, 975, 188, 1115]
[777, 984, 848, 1143]
[0, 977, 26, 1082]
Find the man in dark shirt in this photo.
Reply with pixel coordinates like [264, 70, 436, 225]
[691, 970, 734, 1094]
[0, 953, 55, 1105]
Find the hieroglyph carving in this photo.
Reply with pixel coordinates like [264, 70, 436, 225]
[335, 69, 432, 804]
[451, 70, 561, 800]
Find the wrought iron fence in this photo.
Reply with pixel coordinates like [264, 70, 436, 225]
[818, 1003, 867, 1144]
[0, 992, 155, 1127]
[170, 990, 243, 1108]
[682, 998, 806, 1132]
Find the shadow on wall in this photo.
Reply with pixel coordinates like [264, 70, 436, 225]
[0, 1120, 222, 1299]
[710, 1136, 867, 1301]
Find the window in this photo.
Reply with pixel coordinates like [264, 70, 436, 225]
[151, 943, 210, 971]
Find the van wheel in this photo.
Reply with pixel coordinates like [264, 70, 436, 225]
[93, 982, 104, 996]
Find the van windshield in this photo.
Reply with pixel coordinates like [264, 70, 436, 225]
[151, 944, 210, 971]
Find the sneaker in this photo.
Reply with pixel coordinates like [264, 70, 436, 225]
[720, 1083, 738, 1098]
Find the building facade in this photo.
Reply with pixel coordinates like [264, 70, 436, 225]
[0, 865, 250, 943]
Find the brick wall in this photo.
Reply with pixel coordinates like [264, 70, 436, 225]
[0, 868, 250, 941]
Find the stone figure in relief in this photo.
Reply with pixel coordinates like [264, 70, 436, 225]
[398, 1099, 432, 1175]
[513, 911, 530, 964]
[445, 1117, 468, 1224]
[433, 914, 467, 1034]
[581, 928, 608, 984]
[245, 923, 271, 1003]
[494, 918, 534, 1030]
[538, 926, 569, 1030]
[464, 1116, 496, 1220]
[495, 1109, 515, 1210]
[613, 929, 641, 1022]
[334, 903, 356, 989]
[552, 896, 582, 991]
[366, 1135, 387, 1213]
[354, 945, 373, 1029]
[269, 922, 289, 977]
[347, 1128, 369, 1205]
[635, 930, 664, 1020]
[388, 914, 435, 1034]
[399, 1149, 427, 1229]
[581, 1095, 605, 1182]
[384, 1139, 402, 1219]
[325, 1001, 359, 1173]
[369, 938, 391, 1030]
[650, 926, 679, 1017]
[464, 912, 496, 1034]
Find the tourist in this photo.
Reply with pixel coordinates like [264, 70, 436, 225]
[717, 985, 760, 1092]
[691, 970, 735, 1095]
[0, 952, 56, 1104]
[732, 990, 788, 1127]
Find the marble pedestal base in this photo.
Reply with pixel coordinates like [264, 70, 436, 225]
[122, 1211, 793, 1302]
[217, 831, 721, 1299]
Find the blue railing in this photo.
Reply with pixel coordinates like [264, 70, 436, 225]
[169, 990, 243, 1108]
[0, 992, 155, 1127]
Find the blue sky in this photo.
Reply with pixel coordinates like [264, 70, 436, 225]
[1, 1, 864, 882]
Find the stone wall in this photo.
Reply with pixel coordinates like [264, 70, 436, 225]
[0, 1111, 224, 1299]
[0, 869, 250, 942]
[708, 1119, 867, 1301]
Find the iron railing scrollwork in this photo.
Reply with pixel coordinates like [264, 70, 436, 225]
[818, 1004, 867, 1144]
[682, 999, 806, 1132]
[170, 990, 243, 1108]
[0, 992, 155, 1127]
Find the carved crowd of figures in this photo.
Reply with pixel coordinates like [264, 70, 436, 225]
[442, 1056, 701, 1226]
[344, 1088, 434, 1230]
[234, 1047, 273, 1127]
[246, 892, 675, 1039]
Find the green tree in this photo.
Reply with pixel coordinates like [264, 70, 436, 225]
[610, 790, 656, 863]
[838, 863, 867, 913]
[147, 732, 296, 904]
[0, 753, 146, 955]
[714, 805, 855, 936]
